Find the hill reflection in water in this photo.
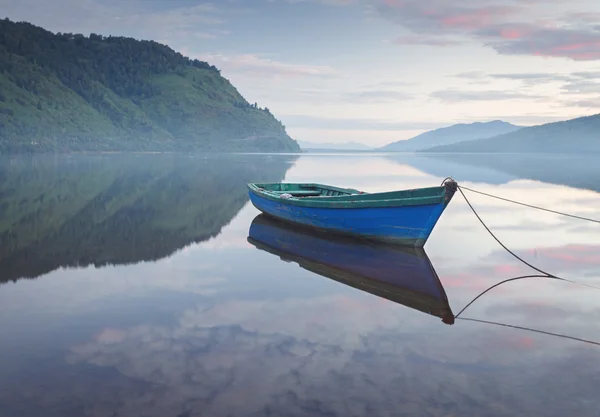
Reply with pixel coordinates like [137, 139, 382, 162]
[0, 153, 297, 283]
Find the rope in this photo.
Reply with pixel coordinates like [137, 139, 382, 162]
[443, 178, 600, 319]
[453, 274, 600, 319]
[459, 185, 600, 224]
[454, 274, 552, 318]
[457, 186, 557, 278]
[456, 317, 600, 347]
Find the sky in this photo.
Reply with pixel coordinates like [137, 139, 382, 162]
[2, 0, 600, 146]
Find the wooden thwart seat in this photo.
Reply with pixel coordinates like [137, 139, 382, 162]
[272, 190, 322, 196]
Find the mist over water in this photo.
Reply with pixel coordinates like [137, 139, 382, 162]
[1, 152, 600, 417]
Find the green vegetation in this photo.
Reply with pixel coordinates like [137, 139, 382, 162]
[0, 18, 300, 153]
[421, 114, 600, 154]
[0, 153, 298, 283]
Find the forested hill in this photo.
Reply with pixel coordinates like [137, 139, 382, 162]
[0, 18, 300, 153]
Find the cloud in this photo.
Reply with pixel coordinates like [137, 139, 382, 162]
[477, 23, 600, 61]
[360, 80, 417, 89]
[571, 71, 600, 79]
[376, 0, 600, 61]
[377, 0, 521, 33]
[564, 98, 600, 108]
[476, 243, 600, 279]
[285, 0, 358, 4]
[312, 81, 419, 103]
[283, 86, 415, 105]
[454, 71, 488, 79]
[453, 71, 600, 104]
[54, 291, 600, 416]
[195, 53, 339, 78]
[2, 0, 227, 43]
[343, 90, 414, 102]
[528, 244, 600, 268]
[450, 71, 600, 95]
[561, 81, 600, 94]
[431, 89, 546, 102]
[489, 72, 572, 82]
[567, 12, 600, 23]
[289, 84, 417, 104]
[393, 35, 464, 46]
[279, 115, 448, 130]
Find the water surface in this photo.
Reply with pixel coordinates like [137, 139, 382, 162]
[1, 152, 600, 417]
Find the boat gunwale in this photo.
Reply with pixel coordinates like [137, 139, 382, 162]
[247, 182, 450, 209]
[250, 182, 361, 195]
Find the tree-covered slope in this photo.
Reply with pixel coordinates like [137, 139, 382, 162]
[421, 114, 600, 154]
[0, 18, 300, 153]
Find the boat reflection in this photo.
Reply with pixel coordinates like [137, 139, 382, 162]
[247, 214, 455, 325]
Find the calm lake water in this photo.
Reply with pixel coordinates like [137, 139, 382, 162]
[1, 152, 600, 417]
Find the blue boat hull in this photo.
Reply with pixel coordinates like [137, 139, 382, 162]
[248, 192, 449, 247]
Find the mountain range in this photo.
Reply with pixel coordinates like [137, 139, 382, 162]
[422, 114, 600, 153]
[301, 113, 599, 155]
[381, 120, 522, 152]
[377, 113, 599, 154]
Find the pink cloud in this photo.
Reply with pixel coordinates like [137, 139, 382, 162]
[527, 244, 600, 266]
[440, 271, 513, 292]
[493, 264, 525, 275]
[478, 23, 600, 61]
[95, 328, 127, 344]
[377, 0, 521, 34]
[378, 0, 600, 61]
[510, 335, 536, 349]
[393, 35, 463, 46]
[440, 6, 519, 31]
[498, 26, 532, 40]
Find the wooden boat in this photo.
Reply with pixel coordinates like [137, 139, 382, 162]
[247, 214, 455, 325]
[247, 179, 457, 247]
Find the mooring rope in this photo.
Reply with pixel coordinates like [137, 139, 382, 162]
[456, 317, 600, 347]
[457, 185, 557, 278]
[439, 178, 600, 320]
[453, 274, 553, 319]
[459, 185, 600, 224]
[440, 177, 600, 225]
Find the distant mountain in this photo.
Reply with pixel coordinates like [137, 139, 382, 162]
[380, 121, 522, 152]
[298, 141, 373, 150]
[420, 114, 600, 154]
[0, 19, 299, 153]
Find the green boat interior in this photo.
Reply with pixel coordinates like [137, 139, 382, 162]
[250, 183, 447, 201]
[254, 183, 358, 197]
